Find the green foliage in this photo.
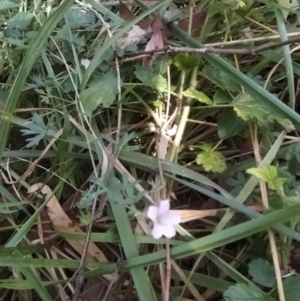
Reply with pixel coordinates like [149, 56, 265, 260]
[213, 90, 232, 104]
[278, 142, 300, 162]
[80, 73, 119, 114]
[275, 118, 295, 132]
[227, 172, 249, 197]
[65, 7, 96, 29]
[248, 258, 275, 287]
[183, 88, 212, 104]
[224, 283, 275, 301]
[247, 165, 287, 191]
[246, 73, 265, 87]
[233, 93, 284, 125]
[134, 65, 168, 93]
[106, 173, 145, 205]
[196, 144, 227, 173]
[8, 12, 33, 30]
[278, 0, 298, 20]
[3, 0, 300, 300]
[218, 109, 247, 139]
[57, 27, 84, 46]
[0, 1, 19, 10]
[202, 63, 240, 92]
[173, 53, 199, 70]
[283, 276, 300, 301]
[20, 113, 50, 148]
[77, 178, 107, 211]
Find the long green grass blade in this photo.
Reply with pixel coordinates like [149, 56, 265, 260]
[109, 180, 157, 301]
[18, 265, 52, 301]
[173, 176, 300, 241]
[86, 204, 300, 277]
[3, 205, 299, 274]
[0, 0, 75, 163]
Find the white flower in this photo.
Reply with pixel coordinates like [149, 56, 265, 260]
[81, 59, 91, 69]
[147, 200, 181, 239]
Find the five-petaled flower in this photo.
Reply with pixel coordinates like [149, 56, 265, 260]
[147, 200, 181, 239]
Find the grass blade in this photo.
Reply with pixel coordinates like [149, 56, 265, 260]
[0, 0, 75, 163]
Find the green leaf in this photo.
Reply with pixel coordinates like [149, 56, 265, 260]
[278, 142, 300, 162]
[202, 63, 240, 92]
[0, 0, 75, 165]
[0, 1, 19, 10]
[218, 109, 247, 139]
[57, 27, 84, 46]
[8, 12, 34, 30]
[134, 65, 167, 93]
[4, 28, 22, 39]
[199, 143, 214, 152]
[174, 53, 199, 70]
[224, 283, 275, 301]
[66, 7, 96, 29]
[226, 172, 249, 197]
[247, 165, 287, 191]
[183, 88, 212, 104]
[248, 258, 275, 287]
[108, 176, 157, 301]
[283, 276, 300, 301]
[233, 93, 284, 124]
[209, 2, 229, 15]
[196, 144, 227, 173]
[277, 0, 298, 20]
[80, 73, 118, 114]
[274, 117, 295, 132]
[19, 264, 53, 301]
[213, 90, 232, 104]
[246, 72, 265, 86]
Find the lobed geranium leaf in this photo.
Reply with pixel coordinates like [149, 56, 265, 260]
[248, 258, 275, 288]
[247, 165, 287, 191]
[135, 65, 168, 93]
[224, 283, 275, 301]
[233, 92, 288, 126]
[196, 144, 227, 173]
[80, 73, 119, 115]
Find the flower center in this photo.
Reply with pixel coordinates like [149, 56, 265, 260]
[157, 214, 166, 225]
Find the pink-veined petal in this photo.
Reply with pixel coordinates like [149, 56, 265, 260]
[161, 212, 181, 226]
[161, 224, 176, 238]
[147, 206, 158, 222]
[151, 223, 164, 239]
[158, 200, 170, 215]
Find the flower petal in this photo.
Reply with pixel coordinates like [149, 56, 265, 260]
[151, 223, 164, 239]
[147, 206, 158, 222]
[158, 200, 170, 215]
[161, 212, 181, 225]
[161, 224, 176, 238]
